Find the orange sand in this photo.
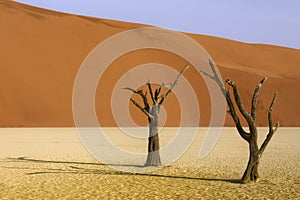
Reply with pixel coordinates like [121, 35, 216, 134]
[0, 0, 299, 127]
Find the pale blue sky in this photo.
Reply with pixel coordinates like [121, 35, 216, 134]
[15, 0, 300, 49]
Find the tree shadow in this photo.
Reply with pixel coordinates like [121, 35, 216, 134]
[2, 157, 241, 184]
[5, 157, 145, 168]
[5, 157, 103, 166]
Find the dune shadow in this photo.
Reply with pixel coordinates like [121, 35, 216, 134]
[3, 157, 241, 184]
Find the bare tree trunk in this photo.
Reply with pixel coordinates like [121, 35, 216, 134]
[124, 66, 188, 167]
[145, 105, 161, 166]
[124, 65, 189, 166]
[242, 137, 260, 183]
[200, 60, 279, 183]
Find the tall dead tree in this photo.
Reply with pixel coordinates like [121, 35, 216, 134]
[124, 66, 189, 166]
[200, 60, 279, 183]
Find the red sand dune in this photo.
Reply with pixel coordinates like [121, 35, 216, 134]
[0, 0, 299, 127]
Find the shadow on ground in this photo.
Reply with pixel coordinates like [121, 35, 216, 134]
[1, 157, 241, 184]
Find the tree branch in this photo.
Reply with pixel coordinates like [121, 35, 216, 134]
[129, 98, 152, 119]
[154, 88, 161, 102]
[123, 87, 151, 119]
[226, 79, 255, 128]
[147, 81, 156, 104]
[226, 90, 250, 142]
[251, 77, 267, 120]
[200, 60, 249, 140]
[268, 92, 278, 131]
[161, 82, 173, 88]
[200, 70, 216, 81]
[123, 87, 150, 110]
[123, 87, 136, 93]
[199, 59, 226, 96]
[158, 65, 189, 104]
[259, 92, 279, 156]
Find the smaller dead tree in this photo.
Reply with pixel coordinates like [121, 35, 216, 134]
[124, 66, 189, 166]
[200, 60, 279, 183]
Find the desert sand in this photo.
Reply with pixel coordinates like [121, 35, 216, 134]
[0, 0, 300, 127]
[0, 128, 299, 199]
[0, 1, 299, 199]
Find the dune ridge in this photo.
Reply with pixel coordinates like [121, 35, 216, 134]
[0, 0, 299, 127]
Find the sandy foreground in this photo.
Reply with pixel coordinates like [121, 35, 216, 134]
[0, 128, 299, 199]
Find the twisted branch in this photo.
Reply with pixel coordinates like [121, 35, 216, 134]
[123, 87, 152, 119]
[158, 65, 189, 104]
[259, 92, 279, 156]
[251, 77, 267, 120]
[200, 60, 250, 141]
[226, 79, 255, 128]
[200, 60, 226, 96]
[129, 98, 152, 118]
[124, 65, 188, 119]
[147, 81, 156, 104]
[226, 89, 250, 142]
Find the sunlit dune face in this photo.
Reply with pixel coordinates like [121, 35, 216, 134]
[1, 1, 296, 127]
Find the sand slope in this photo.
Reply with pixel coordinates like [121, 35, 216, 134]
[0, 0, 299, 127]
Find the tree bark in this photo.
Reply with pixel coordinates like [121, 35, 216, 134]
[241, 139, 260, 183]
[145, 105, 162, 166]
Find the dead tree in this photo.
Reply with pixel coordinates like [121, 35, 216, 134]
[124, 66, 189, 166]
[200, 60, 279, 183]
